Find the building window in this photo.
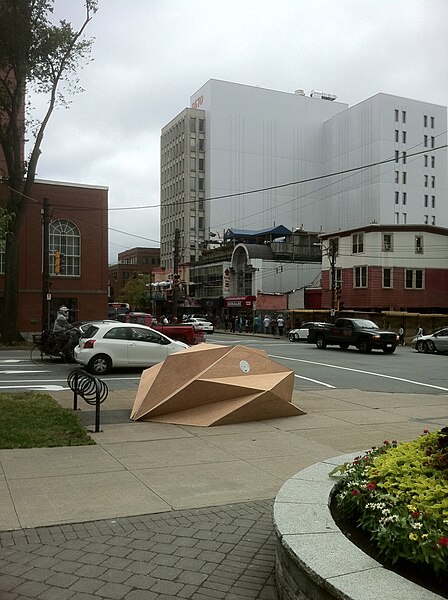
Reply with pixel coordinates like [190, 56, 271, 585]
[402, 192, 407, 205]
[402, 131, 406, 143]
[383, 233, 393, 251]
[190, 117, 196, 131]
[395, 191, 399, 204]
[402, 151, 406, 164]
[198, 177, 204, 191]
[424, 115, 428, 127]
[424, 194, 428, 207]
[395, 212, 399, 224]
[354, 266, 368, 288]
[383, 267, 392, 288]
[424, 155, 428, 167]
[198, 216, 204, 229]
[190, 157, 196, 170]
[415, 235, 423, 254]
[199, 119, 205, 132]
[395, 150, 399, 163]
[49, 219, 80, 276]
[431, 116, 435, 128]
[190, 176, 196, 191]
[431, 175, 435, 188]
[431, 216, 436, 225]
[199, 158, 204, 171]
[190, 216, 196, 229]
[190, 136, 196, 150]
[431, 195, 435, 209]
[395, 130, 399, 142]
[424, 215, 429, 224]
[395, 170, 399, 183]
[198, 138, 205, 151]
[424, 135, 428, 147]
[431, 156, 435, 168]
[402, 172, 406, 184]
[424, 175, 428, 187]
[352, 233, 364, 254]
[395, 109, 399, 122]
[431, 136, 435, 148]
[403, 213, 407, 224]
[405, 269, 423, 289]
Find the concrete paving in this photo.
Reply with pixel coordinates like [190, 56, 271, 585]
[0, 385, 447, 598]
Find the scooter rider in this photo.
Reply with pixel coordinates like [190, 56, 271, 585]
[53, 306, 78, 358]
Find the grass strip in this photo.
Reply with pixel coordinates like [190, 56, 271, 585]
[0, 392, 95, 448]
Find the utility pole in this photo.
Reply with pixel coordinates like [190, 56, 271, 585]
[41, 197, 51, 330]
[329, 239, 337, 322]
[172, 228, 180, 320]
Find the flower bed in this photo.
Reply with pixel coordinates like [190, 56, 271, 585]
[331, 427, 448, 595]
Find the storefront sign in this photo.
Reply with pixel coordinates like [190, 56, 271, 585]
[224, 296, 256, 308]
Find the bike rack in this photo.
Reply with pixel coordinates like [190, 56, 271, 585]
[67, 370, 108, 433]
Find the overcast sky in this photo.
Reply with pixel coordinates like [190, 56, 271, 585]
[29, 0, 448, 264]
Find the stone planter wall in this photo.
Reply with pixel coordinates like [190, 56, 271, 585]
[273, 454, 443, 600]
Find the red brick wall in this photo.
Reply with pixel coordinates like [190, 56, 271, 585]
[0, 180, 108, 333]
[322, 266, 448, 312]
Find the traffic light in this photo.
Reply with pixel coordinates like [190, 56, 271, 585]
[55, 251, 61, 275]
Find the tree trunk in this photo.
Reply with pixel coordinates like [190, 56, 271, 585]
[1, 231, 23, 344]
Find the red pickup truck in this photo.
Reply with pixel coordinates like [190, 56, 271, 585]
[115, 313, 204, 345]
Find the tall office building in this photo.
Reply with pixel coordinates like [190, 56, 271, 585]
[160, 80, 447, 268]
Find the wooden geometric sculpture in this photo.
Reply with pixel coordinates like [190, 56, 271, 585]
[130, 343, 305, 426]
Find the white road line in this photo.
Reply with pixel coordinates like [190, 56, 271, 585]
[269, 354, 448, 392]
[0, 370, 50, 374]
[0, 359, 21, 363]
[294, 374, 336, 388]
[0, 385, 69, 391]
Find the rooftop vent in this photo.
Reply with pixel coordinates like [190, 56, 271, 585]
[310, 90, 337, 101]
[294, 89, 305, 96]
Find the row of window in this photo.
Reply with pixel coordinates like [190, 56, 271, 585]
[394, 192, 436, 208]
[394, 110, 435, 129]
[352, 266, 423, 289]
[351, 232, 425, 254]
[395, 213, 436, 226]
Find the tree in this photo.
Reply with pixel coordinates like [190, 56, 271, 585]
[0, 0, 97, 344]
[119, 274, 152, 312]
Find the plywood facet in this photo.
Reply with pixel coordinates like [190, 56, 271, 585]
[131, 344, 305, 426]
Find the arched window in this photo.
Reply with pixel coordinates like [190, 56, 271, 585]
[49, 219, 80, 276]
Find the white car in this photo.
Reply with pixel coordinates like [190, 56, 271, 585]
[288, 322, 331, 343]
[74, 322, 189, 375]
[411, 327, 448, 354]
[183, 317, 214, 334]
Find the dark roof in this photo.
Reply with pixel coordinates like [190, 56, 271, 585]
[225, 225, 292, 238]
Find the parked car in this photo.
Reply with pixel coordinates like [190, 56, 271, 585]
[183, 317, 214, 334]
[411, 327, 448, 354]
[288, 322, 332, 343]
[74, 322, 189, 375]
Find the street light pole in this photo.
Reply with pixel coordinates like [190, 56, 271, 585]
[172, 228, 180, 320]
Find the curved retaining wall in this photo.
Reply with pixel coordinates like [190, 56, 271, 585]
[273, 453, 442, 600]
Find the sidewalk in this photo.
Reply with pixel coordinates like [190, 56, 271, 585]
[0, 388, 447, 599]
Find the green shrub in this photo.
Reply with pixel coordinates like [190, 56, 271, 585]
[332, 428, 448, 575]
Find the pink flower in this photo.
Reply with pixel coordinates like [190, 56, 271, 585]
[439, 537, 448, 547]
[351, 489, 360, 496]
[423, 429, 429, 434]
[383, 440, 390, 445]
[365, 482, 377, 491]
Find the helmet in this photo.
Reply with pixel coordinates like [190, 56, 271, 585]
[58, 306, 69, 315]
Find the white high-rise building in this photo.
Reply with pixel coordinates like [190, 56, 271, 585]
[160, 80, 447, 268]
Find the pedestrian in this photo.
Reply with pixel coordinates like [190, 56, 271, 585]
[231, 315, 236, 333]
[416, 325, 424, 337]
[253, 314, 260, 333]
[277, 315, 285, 336]
[398, 324, 405, 345]
[224, 315, 229, 331]
[237, 314, 243, 333]
[263, 315, 270, 334]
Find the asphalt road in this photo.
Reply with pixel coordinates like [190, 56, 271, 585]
[1, 333, 447, 395]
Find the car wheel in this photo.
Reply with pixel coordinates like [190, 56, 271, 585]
[358, 338, 372, 353]
[316, 335, 327, 349]
[383, 346, 396, 354]
[339, 343, 349, 350]
[426, 340, 436, 353]
[416, 340, 427, 353]
[288, 332, 296, 342]
[87, 354, 112, 375]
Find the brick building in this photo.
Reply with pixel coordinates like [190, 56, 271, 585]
[320, 224, 448, 313]
[108, 247, 161, 301]
[0, 178, 109, 336]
